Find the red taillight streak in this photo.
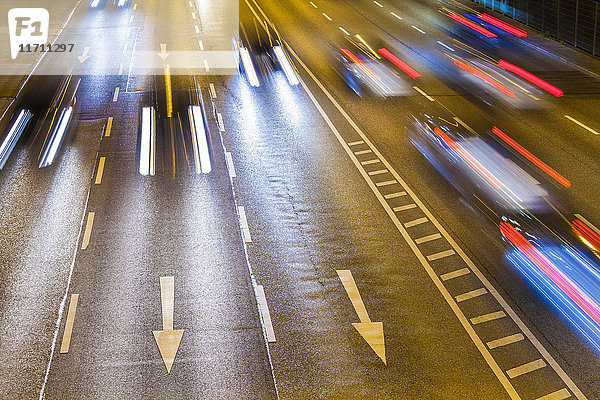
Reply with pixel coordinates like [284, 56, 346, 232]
[491, 126, 571, 188]
[497, 59, 564, 97]
[573, 219, 600, 250]
[377, 48, 422, 79]
[448, 13, 497, 37]
[478, 13, 527, 37]
[433, 127, 503, 189]
[501, 222, 600, 326]
[453, 59, 517, 98]
[340, 48, 378, 79]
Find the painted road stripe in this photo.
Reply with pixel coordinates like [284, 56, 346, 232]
[112, 87, 120, 102]
[354, 149, 372, 155]
[393, 204, 417, 212]
[455, 288, 487, 302]
[189, 0, 193, 6]
[256, 285, 276, 342]
[217, 112, 225, 131]
[470, 311, 506, 325]
[361, 159, 381, 165]
[368, 169, 388, 176]
[375, 180, 397, 187]
[204, 60, 209, 71]
[374, 0, 384, 7]
[404, 217, 428, 228]
[118, 63, 124, 76]
[310, 1, 318, 7]
[440, 267, 470, 281]
[225, 152, 236, 178]
[322, 13, 332, 21]
[391, 12, 403, 19]
[413, 86, 434, 101]
[81, 212, 95, 250]
[426, 249, 455, 261]
[384, 191, 406, 199]
[506, 359, 546, 379]
[415, 233, 441, 244]
[195, 25, 200, 34]
[59, 294, 79, 354]
[199, 40, 204, 50]
[339, 26, 350, 35]
[209, 83, 217, 99]
[565, 115, 599, 135]
[412, 25, 426, 34]
[347, 140, 364, 146]
[123, 43, 128, 53]
[536, 388, 572, 400]
[192, 11, 196, 19]
[133, 3, 137, 10]
[437, 40, 455, 52]
[105, 117, 113, 137]
[95, 157, 106, 184]
[129, 15, 134, 23]
[238, 206, 252, 243]
[487, 333, 524, 349]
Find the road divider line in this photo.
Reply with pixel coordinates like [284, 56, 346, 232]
[112, 87, 120, 102]
[347, 140, 364, 146]
[361, 159, 380, 165]
[105, 117, 113, 137]
[415, 233, 442, 244]
[238, 206, 252, 243]
[95, 157, 106, 184]
[204, 60, 210, 71]
[118, 63, 124, 76]
[81, 212, 95, 250]
[199, 40, 204, 50]
[189, 0, 193, 6]
[368, 169, 388, 176]
[393, 204, 417, 212]
[391, 11, 403, 20]
[470, 311, 506, 324]
[339, 26, 350, 35]
[209, 83, 217, 99]
[354, 149, 372, 155]
[440, 267, 470, 281]
[384, 191, 407, 199]
[59, 294, 79, 354]
[129, 15, 134, 23]
[486, 333, 524, 349]
[310, 1, 318, 7]
[195, 25, 200, 34]
[225, 151, 236, 178]
[506, 359, 546, 379]
[217, 112, 225, 131]
[413, 86, 434, 101]
[322, 13, 332, 21]
[404, 217, 428, 228]
[426, 249, 455, 261]
[256, 285, 276, 342]
[536, 388, 572, 400]
[437, 40, 455, 52]
[374, 1, 384, 7]
[411, 25, 426, 34]
[192, 11, 196, 19]
[375, 180, 397, 187]
[565, 115, 599, 135]
[455, 288, 487, 302]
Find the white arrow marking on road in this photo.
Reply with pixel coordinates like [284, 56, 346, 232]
[78, 46, 91, 63]
[158, 44, 170, 61]
[337, 270, 386, 365]
[153, 276, 184, 374]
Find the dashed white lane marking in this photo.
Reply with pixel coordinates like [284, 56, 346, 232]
[470, 311, 506, 325]
[375, 180, 397, 187]
[310, 1, 318, 7]
[393, 204, 417, 212]
[199, 40, 204, 50]
[354, 149, 372, 155]
[506, 359, 546, 379]
[112, 87, 120, 102]
[118, 63, 124, 76]
[123, 43, 128, 53]
[426, 249, 455, 261]
[204, 60, 210, 71]
[322, 13, 332, 21]
[225, 152, 236, 178]
[191, 11, 196, 19]
[404, 217, 428, 228]
[384, 191, 406, 199]
[347, 140, 364, 146]
[437, 40, 455, 52]
[81, 212, 95, 250]
[368, 169, 388, 176]
[256, 285, 276, 342]
[95, 157, 106, 185]
[189, 0, 193, 6]
[536, 388, 572, 400]
[374, 0, 384, 7]
[361, 159, 381, 165]
[440, 267, 470, 281]
[195, 25, 200, 34]
[415, 233, 442, 244]
[455, 288, 487, 302]
[129, 15, 134, 23]
[238, 206, 252, 243]
[565, 115, 599, 135]
[339, 26, 350, 35]
[391, 11, 403, 20]
[209, 83, 217, 99]
[59, 294, 79, 354]
[487, 333, 524, 349]
[104, 117, 113, 137]
[133, 3, 137, 10]
[413, 86, 435, 101]
[411, 25, 426, 34]
[217, 112, 225, 131]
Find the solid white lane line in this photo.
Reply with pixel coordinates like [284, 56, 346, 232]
[384, 191, 407, 199]
[322, 13, 332, 21]
[426, 249, 455, 261]
[339, 26, 350, 35]
[437, 40, 455, 52]
[413, 86, 434, 101]
[404, 217, 428, 228]
[470, 311, 506, 325]
[375, 180, 397, 187]
[347, 140, 364, 146]
[393, 204, 417, 212]
[354, 149, 372, 155]
[361, 159, 381, 165]
[565, 115, 599, 135]
[209, 83, 217, 99]
[391, 12, 403, 20]
[574, 214, 600, 236]
[195, 25, 200, 34]
[412, 25, 426, 34]
[118, 63, 124, 76]
[440, 267, 470, 281]
[455, 288, 487, 302]
[59, 294, 79, 354]
[238, 206, 252, 243]
[310, 1, 318, 7]
[368, 169, 388, 176]
[256, 285, 276, 342]
[217, 112, 225, 131]
[414, 233, 442, 244]
[374, 0, 384, 7]
[487, 333, 525, 349]
[225, 152, 236, 178]
[536, 388, 572, 400]
[81, 212, 95, 250]
[95, 157, 106, 184]
[112, 87, 120, 102]
[105, 117, 113, 137]
[506, 359, 546, 379]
